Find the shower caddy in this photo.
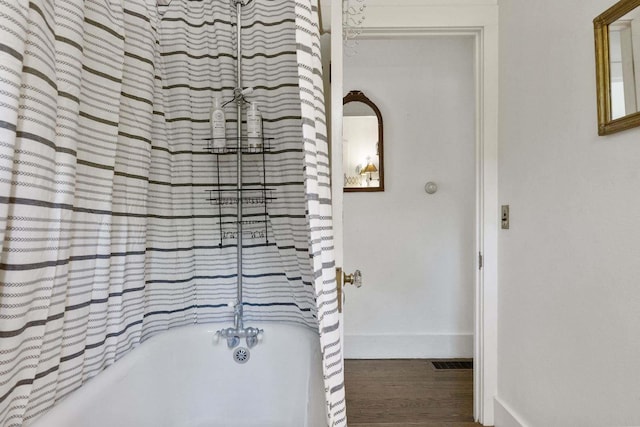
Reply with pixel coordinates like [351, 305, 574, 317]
[210, 0, 270, 350]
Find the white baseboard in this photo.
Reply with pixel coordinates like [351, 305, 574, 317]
[344, 333, 473, 359]
[494, 396, 528, 427]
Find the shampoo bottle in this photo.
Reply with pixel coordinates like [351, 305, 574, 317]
[247, 102, 262, 151]
[210, 97, 226, 149]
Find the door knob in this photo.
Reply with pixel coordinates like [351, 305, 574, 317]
[343, 270, 362, 288]
[336, 268, 363, 313]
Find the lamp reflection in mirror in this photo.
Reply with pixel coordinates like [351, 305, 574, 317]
[360, 161, 378, 186]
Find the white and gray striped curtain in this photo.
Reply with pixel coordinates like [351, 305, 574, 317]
[295, 1, 346, 425]
[0, 0, 344, 426]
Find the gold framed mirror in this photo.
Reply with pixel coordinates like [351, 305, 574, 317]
[594, 0, 640, 135]
[343, 90, 384, 192]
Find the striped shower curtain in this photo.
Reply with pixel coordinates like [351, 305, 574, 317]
[0, 0, 345, 426]
[296, 2, 346, 425]
[295, 1, 346, 425]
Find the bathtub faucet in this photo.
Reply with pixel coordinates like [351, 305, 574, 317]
[214, 301, 264, 349]
[215, 326, 264, 349]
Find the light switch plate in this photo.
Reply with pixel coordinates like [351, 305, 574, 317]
[501, 205, 510, 229]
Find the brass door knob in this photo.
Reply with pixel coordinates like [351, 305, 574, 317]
[343, 270, 362, 288]
[336, 268, 363, 313]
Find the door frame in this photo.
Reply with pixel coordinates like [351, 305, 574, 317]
[329, 3, 498, 425]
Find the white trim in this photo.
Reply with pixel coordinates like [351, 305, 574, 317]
[365, 0, 497, 5]
[354, 4, 499, 424]
[329, 8, 346, 424]
[494, 397, 528, 427]
[330, 0, 343, 268]
[357, 27, 481, 37]
[344, 334, 473, 359]
[329, 2, 345, 424]
[473, 26, 486, 424]
[478, 16, 499, 426]
[363, 4, 498, 29]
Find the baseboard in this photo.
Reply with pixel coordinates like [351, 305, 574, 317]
[494, 396, 528, 427]
[344, 333, 473, 359]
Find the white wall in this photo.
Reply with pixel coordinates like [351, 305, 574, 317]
[497, 1, 640, 426]
[343, 37, 476, 358]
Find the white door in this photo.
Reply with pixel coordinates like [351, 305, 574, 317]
[323, 0, 346, 342]
[319, 0, 349, 368]
[326, 0, 362, 351]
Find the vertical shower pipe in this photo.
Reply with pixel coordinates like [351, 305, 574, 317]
[234, 0, 244, 332]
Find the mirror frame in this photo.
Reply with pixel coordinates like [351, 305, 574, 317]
[594, 0, 640, 135]
[343, 90, 384, 192]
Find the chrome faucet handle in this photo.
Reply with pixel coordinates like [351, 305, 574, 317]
[246, 335, 257, 348]
[227, 335, 240, 349]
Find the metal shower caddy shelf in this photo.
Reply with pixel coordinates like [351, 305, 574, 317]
[205, 137, 276, 247]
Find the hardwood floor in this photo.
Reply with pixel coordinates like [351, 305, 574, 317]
[344, 359, 482, 427]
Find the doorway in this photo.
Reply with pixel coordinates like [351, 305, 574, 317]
[325, 6, 500, 422]
[341, 34, 478, 425]
[342, 35, 476, 360]
[329, 21, 499, 424]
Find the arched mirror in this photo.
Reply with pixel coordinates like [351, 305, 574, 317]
[343, 90, 384, 192]
[594, 0, 640, 135]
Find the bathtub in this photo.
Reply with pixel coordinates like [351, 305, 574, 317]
[27, 323, 327, 427]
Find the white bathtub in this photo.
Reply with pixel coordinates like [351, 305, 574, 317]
[27, 323, 327, 427]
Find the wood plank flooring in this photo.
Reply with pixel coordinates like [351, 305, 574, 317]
[344, 359, 482, 427]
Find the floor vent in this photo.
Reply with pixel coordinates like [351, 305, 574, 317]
[432, 360, 473, 370]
